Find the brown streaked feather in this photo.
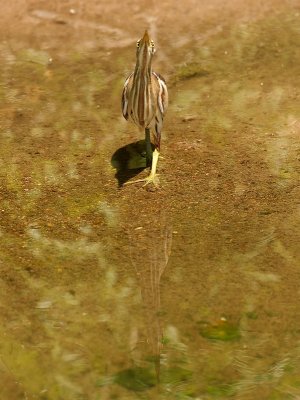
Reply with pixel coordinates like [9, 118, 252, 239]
[122, 71, 167, 131]
[121, 73, 133, 120]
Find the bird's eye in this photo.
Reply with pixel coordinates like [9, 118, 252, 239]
[136, 40, 140, 48]
[150, 40, 155, 47]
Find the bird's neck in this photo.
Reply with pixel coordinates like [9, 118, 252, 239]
[134, 58, 152, 81]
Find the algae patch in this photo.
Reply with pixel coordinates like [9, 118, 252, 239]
[198, 319, 241, 341]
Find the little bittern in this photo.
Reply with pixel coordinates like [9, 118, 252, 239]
[122, 30, 168, 186]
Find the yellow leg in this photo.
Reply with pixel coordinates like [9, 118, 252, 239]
[124, 149, 160, 187]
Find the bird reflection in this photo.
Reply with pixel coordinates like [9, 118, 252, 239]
[129, 216, 172, 382]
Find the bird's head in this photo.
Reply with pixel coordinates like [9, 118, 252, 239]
[136, 30, 156, 61]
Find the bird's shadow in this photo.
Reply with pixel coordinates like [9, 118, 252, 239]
[111, 140, 154, 187]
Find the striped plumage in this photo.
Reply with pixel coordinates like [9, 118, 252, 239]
[122, 71, 167, 135]
[122, 30, 168, 186]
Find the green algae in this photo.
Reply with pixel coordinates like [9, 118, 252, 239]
[114, 367, 156, 391]
[198, 319, 241, 341]
[173, 62, 209, 82]
[206, 383, 235, 397]
[18, 48, 52, 66]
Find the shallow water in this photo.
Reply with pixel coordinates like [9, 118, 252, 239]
[0, 1, 300, 399]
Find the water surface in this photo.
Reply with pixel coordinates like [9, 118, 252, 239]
[0, 2, 299, 399]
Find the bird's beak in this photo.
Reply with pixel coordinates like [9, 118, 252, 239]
[141, 30, 151, 45]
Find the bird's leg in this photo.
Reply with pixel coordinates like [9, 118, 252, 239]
[145, 127, 152, 166]
[142, 129, 161, 185]
[124, 148, 160, 187]
[124, 129, 161, 187]
[145, 147, 160, 184]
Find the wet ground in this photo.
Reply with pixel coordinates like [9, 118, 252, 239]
[0, 1, 300, 399]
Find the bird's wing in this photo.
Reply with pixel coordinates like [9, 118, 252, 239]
[152, 72, 168, 115]
[121, 72, 133, 120]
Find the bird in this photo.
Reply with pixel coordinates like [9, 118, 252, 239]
[121, 30, 168, 186]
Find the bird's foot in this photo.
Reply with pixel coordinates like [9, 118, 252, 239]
[124, 172, 160, 187]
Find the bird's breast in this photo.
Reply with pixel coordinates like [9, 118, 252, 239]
[130, 77, 156, 128]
